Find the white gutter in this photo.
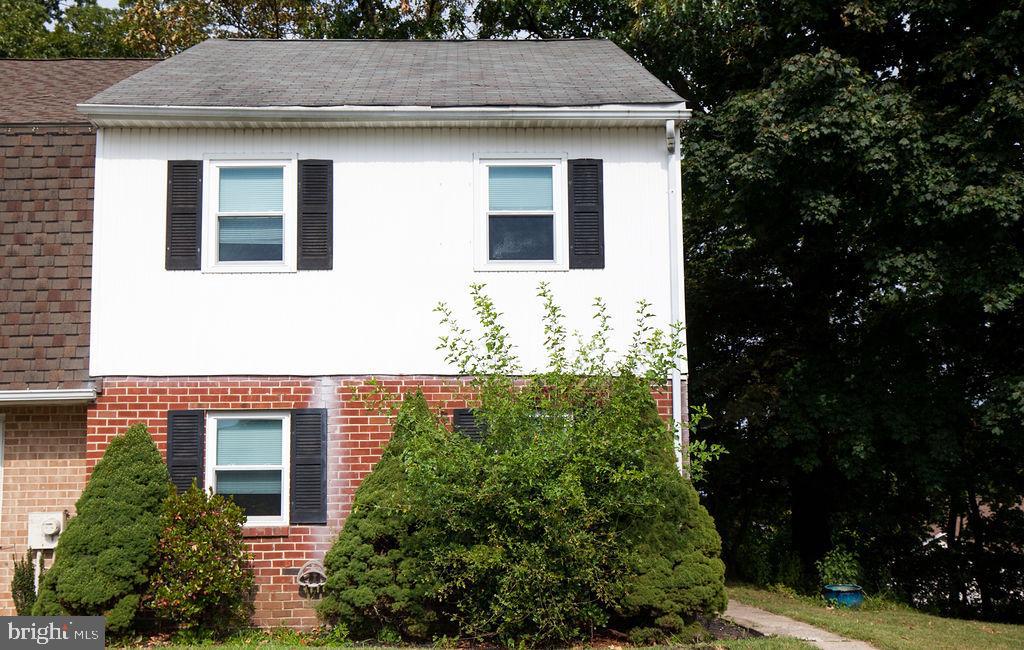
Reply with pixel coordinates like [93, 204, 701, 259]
[0, 388, 97, 405]
[666, 119, 688, 474]
[76, 102, 691, 128]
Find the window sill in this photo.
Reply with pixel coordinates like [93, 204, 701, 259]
[202, 264, 297, 274]
[242, 525, 291, 538]
[474, 261, 568, 272]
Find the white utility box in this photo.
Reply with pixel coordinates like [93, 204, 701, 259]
[27, 511, 67, 550]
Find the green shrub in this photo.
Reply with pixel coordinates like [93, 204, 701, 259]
[628, 626, 667, 646]
[319, 284, 727, 646]
[149, 483, 255, 634]
[33, 423, 172, 635]
[767, 582, 800, 599]
[11, 551, 38, 615]
[816, 547, 862, 586]
[317, 392, 446, 641]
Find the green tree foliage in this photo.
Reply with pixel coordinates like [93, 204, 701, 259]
[320, 284, 725, 645]
[0, 0, 49, 58]
[119, 0, 329, 57]
[149, 483, 255, 634]
[322, 0, 470, 39]
[33, 424, 172, 635]
[678, 5, 1024, 622]
[0, 0, 135, 58]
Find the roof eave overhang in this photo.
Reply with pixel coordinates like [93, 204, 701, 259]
[77, 102, 691, 128]
[0, 388, 97, 405]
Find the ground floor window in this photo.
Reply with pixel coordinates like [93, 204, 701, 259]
[204, 412, 290, 526]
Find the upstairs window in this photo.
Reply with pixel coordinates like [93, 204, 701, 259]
[167, 158, 333, 272]
[205, 160, 296, 272]
[476, 157, 567, 270]
[488, 166, 554, 261]
[218, 167, 283, 261]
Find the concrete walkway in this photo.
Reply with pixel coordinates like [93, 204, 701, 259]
[725, 600, 879, 650]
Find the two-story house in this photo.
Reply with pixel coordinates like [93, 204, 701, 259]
[14, 39, 690, 627]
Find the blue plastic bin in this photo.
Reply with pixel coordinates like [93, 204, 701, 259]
[823, 584, 864, 608]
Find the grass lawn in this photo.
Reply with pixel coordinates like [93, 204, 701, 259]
[729, 583, 1024, 650]
[153, 641, 815, 650]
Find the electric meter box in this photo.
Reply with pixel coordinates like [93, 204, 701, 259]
[27, 511, 67, 550]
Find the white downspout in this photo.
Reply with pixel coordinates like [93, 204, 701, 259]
[0, 414, 5, 551]
[34, 550, 43, 594]
[666, 120, 688, 473]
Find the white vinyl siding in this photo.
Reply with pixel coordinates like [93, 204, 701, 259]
[91, 127, 680, 376]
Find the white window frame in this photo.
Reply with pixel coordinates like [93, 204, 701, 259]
[204, 411, 290, 527]
[203, 157, 297, 273]
[474, 154, 569, 271]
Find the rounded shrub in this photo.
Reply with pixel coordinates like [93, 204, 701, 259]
[149, 482, 255, 634]
[610, 462, 729, 633]
[33, 423, 172, 635]
[317, 392, 445, 641]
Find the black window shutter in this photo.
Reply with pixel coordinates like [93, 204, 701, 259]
[165, 160, 202, 270]
[291, 408, 327, 525]
[568, 159, 605, 269]
[297, 160, 333, 270]
[167, 410, 204, 492]
[453, 408, 486, 442]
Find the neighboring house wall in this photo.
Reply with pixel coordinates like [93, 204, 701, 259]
[0, 59, 156, 617]
[0, 124, 97, 616]
[87, 377, 674, 627]
[0, 406, 89, 615]
[0, 126, 95, 388]
[90, 126, 679, 376]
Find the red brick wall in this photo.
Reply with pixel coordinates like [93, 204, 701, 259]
[88, 376, 675, 628]
[0, 126, 95, 389]
[88, 376, 484, 628]
[0, 405, 89, 615]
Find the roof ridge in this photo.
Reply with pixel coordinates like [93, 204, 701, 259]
[217, 38, 605, 43]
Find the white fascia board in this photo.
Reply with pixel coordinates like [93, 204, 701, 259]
[76, 102, 691, 128]
[0, 388, 97, 405]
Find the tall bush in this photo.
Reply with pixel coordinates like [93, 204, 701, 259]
[149, 483, 255, 634]
[11, 551, 38, 615]
[319, 284, 726, 645]
[33, 423, 171, 634]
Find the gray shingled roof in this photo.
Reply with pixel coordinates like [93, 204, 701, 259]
[85, 39, 683, 108]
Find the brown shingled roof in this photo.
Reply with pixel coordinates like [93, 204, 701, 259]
[0, 59, 158, 124]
